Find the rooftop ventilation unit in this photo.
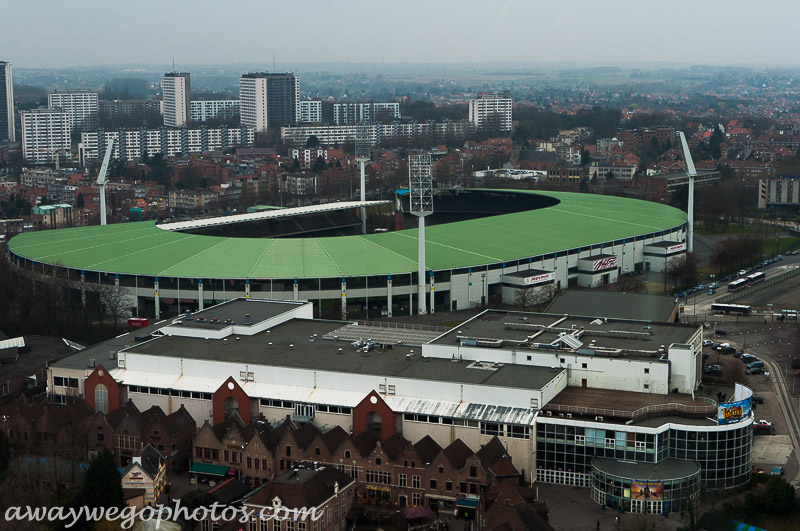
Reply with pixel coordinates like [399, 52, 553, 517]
[590, 319, 604, 326]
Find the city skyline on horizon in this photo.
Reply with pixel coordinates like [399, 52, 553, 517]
[4, 0, 800, 69]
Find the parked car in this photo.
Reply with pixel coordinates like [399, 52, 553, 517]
[734, 351, 743, 358]
[703, 366, 722, 375]
[746, 367, 764, 375]
[796, 369, 800, 377]
[751, 395, 764, 404]
[747, 361, 765, 370]
[752, 420, 774, 434]
[702, 339, 713, 347]
[703, 322, 711, 330]
[715, 329, 727, 336]
[770, 467, 785, 476]
[741, 354, 758, 364]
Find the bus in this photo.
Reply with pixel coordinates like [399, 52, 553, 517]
[746, 272, 765, 284]
[711, 303, 752, 316]
[728, 278, 749, 292]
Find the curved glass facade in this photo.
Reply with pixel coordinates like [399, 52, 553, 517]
[590, 458, 701, 515]
[535, 416, 753, 497]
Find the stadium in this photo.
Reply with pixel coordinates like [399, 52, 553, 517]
[7, 190, 688, 319]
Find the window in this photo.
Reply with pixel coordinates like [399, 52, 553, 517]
[644, 368, 650, 374]
[560, 358, 565, 363]
[344, 450, 351, 459]
[438, 466, 444, 474]
[430, 479, 437, 489]
[635, 441, 646, 451]
[375, 458, 381, 465]
[286, 445, 291, 457]
[195, 447, 203, 458]
[212, 450, 219, 459]
[97, 428, 104, 442]
[526, 355, 532, 361]
[262, 459, 268, 470]
[287, 521, 294, 531]
[94, 383, 109, 414]
[446, 481, 452, 491]
[643, 384, 649, 390]
[225, 450, 229, 462]
[480, 423, 502, 436]
[460, 482, 467, 494]
[412, 492, 421, 505]
[255, 459, 260, 470]
[315, 447, 320, 456]
[469, 466, 477, 478]
[247, 457, 252, 469]
[575, 435, 585, 446]
[399, 473, 407, 487]
[412, 475, 421, 488]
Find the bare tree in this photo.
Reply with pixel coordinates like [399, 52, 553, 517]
[513, 288, 537, 311]
[97, 284, 131, 332]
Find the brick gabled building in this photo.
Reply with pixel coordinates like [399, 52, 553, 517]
[114, 405, 166, 466]
[144, 404, 196, 472]
[243, 467, 356, 531]
[86, 400, 141, 458]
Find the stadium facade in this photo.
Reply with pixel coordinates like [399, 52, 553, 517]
[7, 190, 688, 319]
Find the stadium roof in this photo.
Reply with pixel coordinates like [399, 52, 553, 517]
[8, 191, 686, 279]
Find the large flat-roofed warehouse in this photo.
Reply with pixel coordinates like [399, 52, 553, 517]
[45, 299, 754, 515]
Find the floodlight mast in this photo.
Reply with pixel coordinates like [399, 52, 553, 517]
[355, 126, 371, 234]
[96, 136, 116, 226]
[409, 153, 433, 315]
[677, 131, 696, 253]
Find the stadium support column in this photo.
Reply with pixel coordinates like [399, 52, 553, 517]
[245, 279, 251, 299]
[360, 160, 366, 234]
[387, 276, 393, 318]
[198, 279, 204, 311]
[429, 272, 435, 315]
[154, 277, 160, 319]
[688, 175, 695, 253]
[341, 278, 347, 320]
[293, 278, 299, 301]
[81, 271, 86, 310]
[115, 274, 119, 289]
[418, 216, 427, 314]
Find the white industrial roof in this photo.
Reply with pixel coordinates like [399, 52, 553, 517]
[158, 200, 391, 232]
[0, 337, 25, 350]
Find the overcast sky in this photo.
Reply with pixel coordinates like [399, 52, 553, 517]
[4, 0, 800, 68]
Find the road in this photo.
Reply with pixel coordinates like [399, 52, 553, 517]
[683, 252, 800, 318]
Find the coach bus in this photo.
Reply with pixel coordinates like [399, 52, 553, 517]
[728, 278, 749, 292]
[711, 303, 752, 316]
[746, 272, 765, 284]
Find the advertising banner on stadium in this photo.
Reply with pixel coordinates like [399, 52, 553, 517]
[523, 272, 555, 286]
[631, 481, 663, 500]
[717, 398, 751, 425]
[592, 256, 618, 271]
[666, 243, 686, 254]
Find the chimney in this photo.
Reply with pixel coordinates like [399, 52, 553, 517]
[244, 314, 252, 325]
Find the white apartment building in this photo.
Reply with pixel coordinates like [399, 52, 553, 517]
[323, 102, 400, 125]
[0, 61, 13, 142]
[468, 91, 512, 132]
[21, 109, 71, 164]
[298, 100, 322, 123]
[758, 175, 800, 209]
[190, 100, 240, 122]
[162, 73, 191, 127]
[239, 73, 299, 132]
[80, 126, 255, 161]
[48, 90, 99, 133]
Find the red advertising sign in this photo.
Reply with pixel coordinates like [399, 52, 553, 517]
[523, 272, 555, 286]
[666, 243, 686, 253]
